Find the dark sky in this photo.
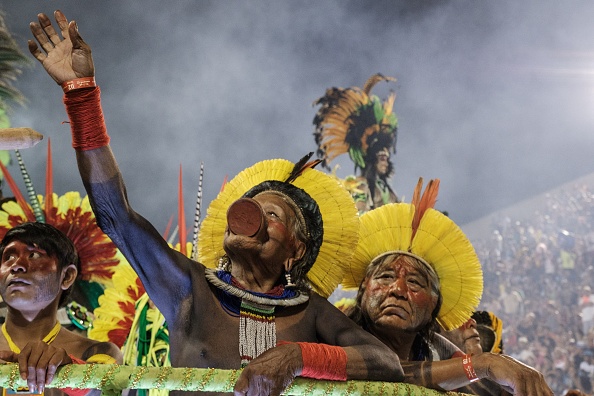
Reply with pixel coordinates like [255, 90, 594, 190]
[2, 1, 594, 236]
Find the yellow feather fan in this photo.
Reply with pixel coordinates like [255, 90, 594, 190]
[342, 178, 483, 331]
[197, 158, 359, 298]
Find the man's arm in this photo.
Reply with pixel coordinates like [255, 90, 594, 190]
[312, 294, 404, 381]
[400, 352, 552, 395]
[28, 10, 194, 321]
[234, 294, 404, 396]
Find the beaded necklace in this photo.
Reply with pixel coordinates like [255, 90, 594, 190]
[206, 268, 309, 367]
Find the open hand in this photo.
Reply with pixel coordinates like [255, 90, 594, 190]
[28, 10, 94, 85]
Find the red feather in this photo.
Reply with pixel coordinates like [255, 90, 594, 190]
[178, 165, 187, 256]
[0, 161, 35, 221]
[411, 178, 440, 240]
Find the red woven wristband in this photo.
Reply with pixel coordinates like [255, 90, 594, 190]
[462, 354, 479, 383]
[63, 86, 110, 151]
[297, 342, 347, 381]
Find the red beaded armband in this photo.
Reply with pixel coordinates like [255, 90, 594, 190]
[297, 342, 347, 381]
[462, 354, 479, 383]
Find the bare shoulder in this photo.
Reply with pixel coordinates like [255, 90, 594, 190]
[55, 328, 123, 363]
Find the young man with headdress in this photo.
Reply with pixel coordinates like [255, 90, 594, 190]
[341, 179, 553, 395]
[313, 73, 400, 214]
[0, 222, 122, 396]
[26, 10, 405, 396]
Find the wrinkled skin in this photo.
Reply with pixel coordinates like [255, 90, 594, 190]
[361, 256, 438, 338]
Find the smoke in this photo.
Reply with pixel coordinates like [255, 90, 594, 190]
[2, 0, 594, 234]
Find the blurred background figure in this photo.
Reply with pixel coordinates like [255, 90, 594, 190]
[313, 73, 400, 214]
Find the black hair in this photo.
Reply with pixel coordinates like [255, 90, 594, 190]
[0, 222, 80, 307]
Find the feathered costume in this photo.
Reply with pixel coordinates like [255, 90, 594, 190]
[0, 143, 123, 323]
[313, 74, 400, 213]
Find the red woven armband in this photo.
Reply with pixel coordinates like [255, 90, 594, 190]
[297, 342, 347, 381]
[63, 86, 110, 151]
[462, 354, 479, 383]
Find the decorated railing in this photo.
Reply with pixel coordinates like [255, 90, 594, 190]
[0, 364, 467, 396]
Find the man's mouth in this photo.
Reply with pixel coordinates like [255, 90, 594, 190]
[8, 279, 30, 287]
[382, 304, 409, 318]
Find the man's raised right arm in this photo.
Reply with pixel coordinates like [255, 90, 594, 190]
[28, 10, 193, 320]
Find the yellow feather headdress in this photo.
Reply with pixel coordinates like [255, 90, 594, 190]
[197, 155, 359, 298]
[342, 178, 483, 330]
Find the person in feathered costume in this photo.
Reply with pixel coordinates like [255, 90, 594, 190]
[341, 178, 553, 395]
[313, 73, 400, 214]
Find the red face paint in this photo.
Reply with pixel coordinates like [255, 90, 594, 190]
[361, 255, 438, 334]
[0, 240, 64, 311]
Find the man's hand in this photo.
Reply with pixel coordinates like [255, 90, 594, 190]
[0, 341, 73, 394]
[234, 343, 302, 396]
[478, 353, 553, 395]
[28, 10, 94, 85]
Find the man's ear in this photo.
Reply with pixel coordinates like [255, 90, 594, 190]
[286, 240, 306, 272]
[61, 264, 78, 290]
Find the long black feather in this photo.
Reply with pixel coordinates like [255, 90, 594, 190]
[285, 152, 322, 184]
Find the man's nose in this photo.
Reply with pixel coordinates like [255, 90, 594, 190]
[461, 318, 477, 330]
[9, 256, 27, 273]
[389, 277, 407, 298]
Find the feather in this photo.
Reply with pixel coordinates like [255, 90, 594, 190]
[362, 73, 397, 95]
[191, 162, 204, 261]
[220, 175, 228, 192]
[418, 179, 440, 219]
[284, 152, 322, 184]
[45, 139, 54, 222]
[411, 178, 440, 241]
[0, 159, 35, 221]
[15, 149, 44, 222]
[178, 165, 186, 256]
[162, 214, 174, 240]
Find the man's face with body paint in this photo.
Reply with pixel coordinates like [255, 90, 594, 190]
[361, 254, 439, 335]
[0, 240, 67, 312]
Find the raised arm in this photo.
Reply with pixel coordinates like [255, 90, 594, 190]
[27, 11, 193, 321]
